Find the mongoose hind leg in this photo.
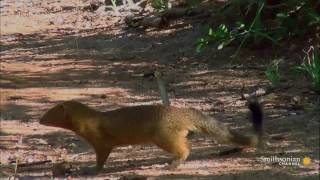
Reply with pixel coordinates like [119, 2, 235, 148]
[154, 132, 190, 170]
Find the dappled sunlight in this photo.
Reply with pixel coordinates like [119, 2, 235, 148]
[1, 0, 319, 179]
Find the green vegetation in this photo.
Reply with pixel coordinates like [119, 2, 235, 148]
[265, 60, 281, 88]
[296, 48, 320, 91]
[151, 0, 169, 12]
[111, 0, 117, 9]
[194, 0, 319, 91]
[147, 0, 319, 92]
[196, 24, 232, 53]
[196, 0, 320, 55]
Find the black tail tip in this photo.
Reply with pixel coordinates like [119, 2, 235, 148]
[248, 100, 263, 134]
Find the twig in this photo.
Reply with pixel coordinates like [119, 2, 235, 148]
[240, 82, 273, 100]
[13, 159, 18, 180]
[74, 0, 80, 63]
[232, 1, 265, 58]
[70, 152, 91, 159]
[142, 71, 171, 106]
[154, 70, 170, 106]
[241, 88, 269, 100]
[17, 160, 52, 168]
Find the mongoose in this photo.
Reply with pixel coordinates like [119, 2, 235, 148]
[40, 100, 263, 171]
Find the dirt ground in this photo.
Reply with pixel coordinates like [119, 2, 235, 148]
[0, 0, 319, 179]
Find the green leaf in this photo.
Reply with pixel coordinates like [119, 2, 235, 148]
[208, 28, 213, 36]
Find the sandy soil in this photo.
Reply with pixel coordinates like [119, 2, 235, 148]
[0, 0, 319, 179]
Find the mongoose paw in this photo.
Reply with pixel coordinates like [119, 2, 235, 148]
[165, 161, 181, 171]
[165, 165, 177, 171]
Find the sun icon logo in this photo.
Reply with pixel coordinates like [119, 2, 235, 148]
[303, 156, 311, 166]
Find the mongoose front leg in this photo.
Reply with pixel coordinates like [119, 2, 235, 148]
[155, 134, 190, 170]
[168, 140, 190, 170]
[95, 147, 113, 171]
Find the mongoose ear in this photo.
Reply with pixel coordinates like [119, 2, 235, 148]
[59, 104, 66, 118]
[60, 103, 72, 122]
[52, 104, 71, 128]
[51, 104, 66, 125]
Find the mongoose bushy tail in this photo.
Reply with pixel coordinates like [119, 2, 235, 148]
[40, 100, 263, 171]
[189, 101, 263, 147]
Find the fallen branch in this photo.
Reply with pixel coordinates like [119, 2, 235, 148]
[125, 7, 206, 28]
[162, 7, 188, 18]
[141, 16, 168, 28]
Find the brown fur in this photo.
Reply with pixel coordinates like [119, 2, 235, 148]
[40, 100, 263, 171]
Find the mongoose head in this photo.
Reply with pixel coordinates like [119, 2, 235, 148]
[40, 102, 73, 129]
